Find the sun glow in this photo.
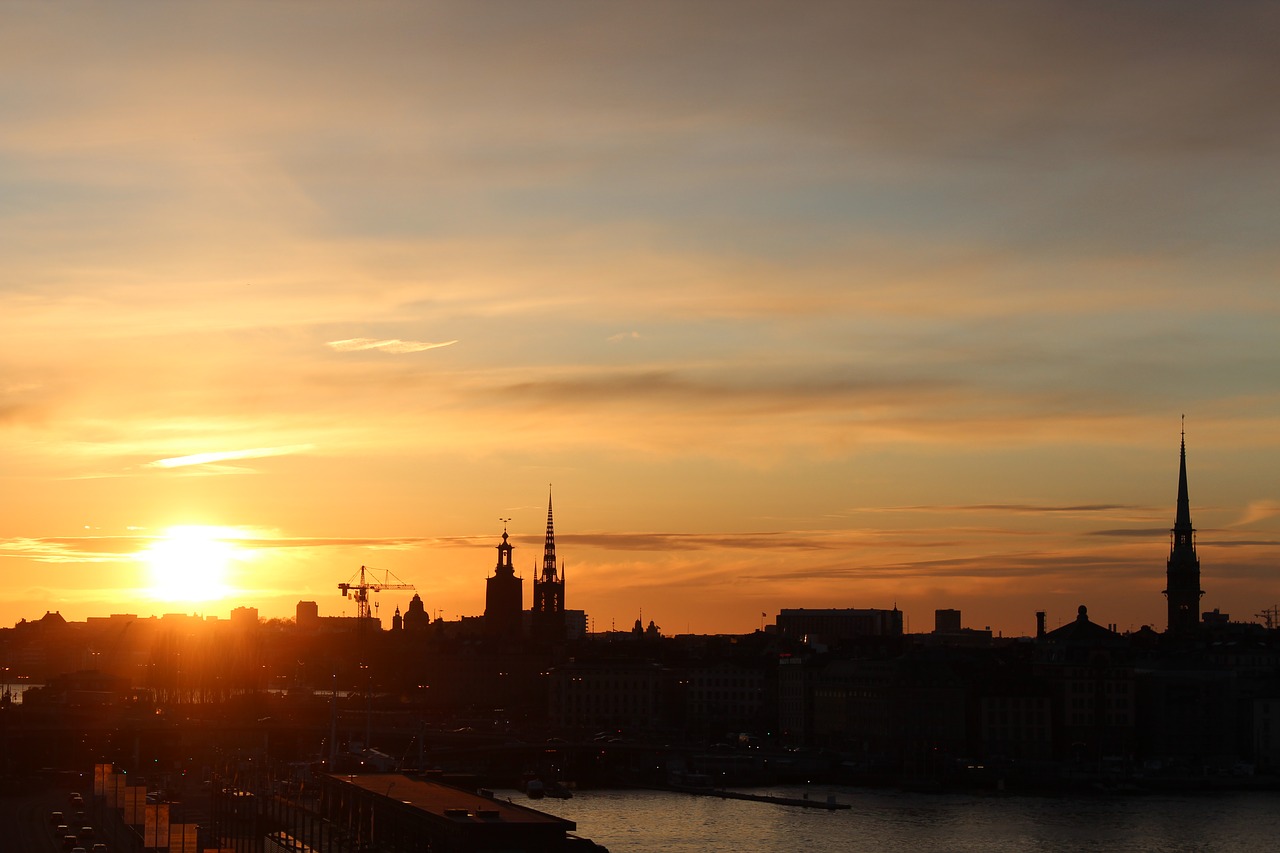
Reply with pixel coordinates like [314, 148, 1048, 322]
[141, 525, 244, 603]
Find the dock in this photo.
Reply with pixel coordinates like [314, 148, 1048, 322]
[666, 785, 850, 810]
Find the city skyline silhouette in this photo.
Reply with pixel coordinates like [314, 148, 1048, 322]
[3, 3, 1278, 640]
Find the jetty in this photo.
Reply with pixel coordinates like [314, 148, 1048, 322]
[666, 784, 850, 810]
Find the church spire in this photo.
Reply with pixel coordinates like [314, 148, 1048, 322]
[1164, 419, 1203, 637]
[541, 486, 558, 582]
[532, 485, 565, 640]
[1175, 417, 1193, 531]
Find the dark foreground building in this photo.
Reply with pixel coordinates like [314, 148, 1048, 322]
[213, 771, 604, 853]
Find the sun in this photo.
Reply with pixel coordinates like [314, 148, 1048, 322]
[140, 525, 242, 603]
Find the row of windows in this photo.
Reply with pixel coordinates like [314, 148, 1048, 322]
[1066, 712, 1132, 726]
[984, 711, 1048, 725]
[1068, 680, 1132, 694]
[560, 677, 661, 688]
[690, 689, 763, 701]
[985, 697, 1049, 709]
[1070, 696, 1131, 710]
[690, 678, 763, 688]
[558, 696, 658, 710]
[689, 698, 764, 711]
[985, 727, 1049, 740]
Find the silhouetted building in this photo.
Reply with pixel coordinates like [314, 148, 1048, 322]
[1164, 429, 1204, 637]
[935, 609, 962, 634]
[777, 654, 810, 743]
[230, 606, 258, 631]
[531, 489, 566, 641]
[549, 660, 668, 730]
[294, 599, 367, 634]
[1036, 605, 1135, 763]
[1136, 660, 1237, 772]
[1255, 695, 1280, 773]
[214, 771, 586, 853]
[563, 609, 588, 640]
[403, 593, 430, 632]
[485, 525, 524, 641]
[1203, 607, 1230, 626]
[979, 683, 1054, 763]
[683, 660, 768, 734]
[296, 600, 319, 630]
[776, 607, 903, 645]
[809, 657, 895, 754]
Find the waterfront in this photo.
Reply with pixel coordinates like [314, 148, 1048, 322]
[520, 785, 1280, 853]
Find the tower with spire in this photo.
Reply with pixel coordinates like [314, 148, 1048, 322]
[532, 487, 566, 641]
[1163, 422, 1203, 637]
[484, 520, 524, 641]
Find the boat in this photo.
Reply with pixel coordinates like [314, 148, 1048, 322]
[545, 781, 573, 799]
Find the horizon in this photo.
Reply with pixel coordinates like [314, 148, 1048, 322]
[3, 3, 1279, 639]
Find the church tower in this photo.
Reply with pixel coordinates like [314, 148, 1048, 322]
[1163, 425, 1203, 637]
[532, 488, 566, 640]
[484, 522, 524, 640]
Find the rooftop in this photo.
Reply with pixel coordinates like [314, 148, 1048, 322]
[332, 773, 574, 829]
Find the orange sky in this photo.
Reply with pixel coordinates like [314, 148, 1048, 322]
[3, 2, 1279, 637]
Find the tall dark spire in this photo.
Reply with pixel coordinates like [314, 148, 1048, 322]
[1164, 420, 1203, 637]
[532, 485, 565, 640]
[541, 487, 558, 582]
[1175, 420, 1193, 531]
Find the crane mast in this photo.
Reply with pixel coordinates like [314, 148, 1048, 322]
[338, 565, 415, 620]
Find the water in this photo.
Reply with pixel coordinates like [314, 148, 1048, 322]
[517, 785, 1280, 853]
[1, 683, 37, 704]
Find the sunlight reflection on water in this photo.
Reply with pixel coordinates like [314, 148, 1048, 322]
[517, 785, 1280, 853]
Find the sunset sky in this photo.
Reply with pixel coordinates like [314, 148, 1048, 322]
[3, 2, 1278, 638]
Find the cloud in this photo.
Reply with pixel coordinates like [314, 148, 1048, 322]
[862, 503, 1140, 515]
[1208, 539, 1280, 549]
[0, 536, 143, 563]
[147, 445, 315, 469]
[607, 331, 643, 343]
[325, 338, 458, 354]
[1089, 528, 1169, 538]
[1232, 500, 1280, 528]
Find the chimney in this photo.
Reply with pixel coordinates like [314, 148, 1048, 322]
[1036, 611, 1046, 639]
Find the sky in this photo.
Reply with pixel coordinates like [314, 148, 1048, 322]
[2, 1, 1279, 638]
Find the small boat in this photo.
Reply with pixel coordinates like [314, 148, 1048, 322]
[545, 782, 573, 799]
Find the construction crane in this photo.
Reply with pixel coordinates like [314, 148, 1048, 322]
[338, 565, 415, 620]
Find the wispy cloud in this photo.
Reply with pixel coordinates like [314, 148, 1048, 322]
[1089, 528, 1168, 538]
[326, 338, 458, 354]
[0, 536, 144, 563]
[608, 331, 643, 343]
[147, 445, 315, 469]
[856, 503, 1142, 516]
[1232, 500, 1280, 528]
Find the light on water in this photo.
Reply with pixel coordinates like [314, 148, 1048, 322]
[520, 786, 1280, 853]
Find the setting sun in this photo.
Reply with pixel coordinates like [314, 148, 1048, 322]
[140, 525, 243, 603]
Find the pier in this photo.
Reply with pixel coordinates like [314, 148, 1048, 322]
[666, 784, 850, 810]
